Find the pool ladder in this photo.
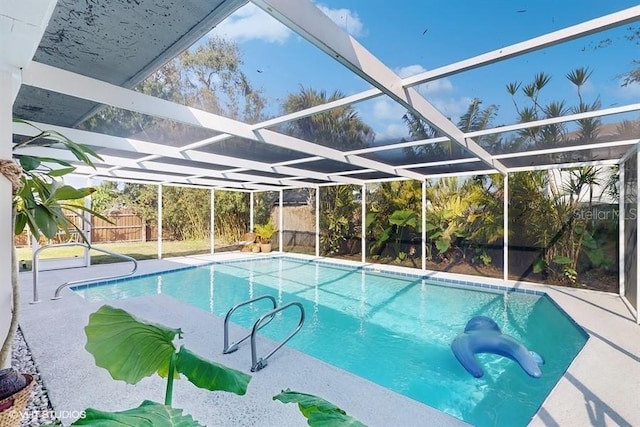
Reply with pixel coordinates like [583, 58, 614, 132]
[222, 295, 305, 372]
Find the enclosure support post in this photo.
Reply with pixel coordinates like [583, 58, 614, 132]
[422, 180, 427, 271]
[315, 188, 320, 257]
[361, 184, 366, 264]
[157, 184, 163, 260]
[503, 173, 509, 283]
[279, 190, 284, 252]
[619, 163, 625, 298]
[249, 192, 254, 231]
[84, 177, 92, 267]
[210, 188, 215, 255]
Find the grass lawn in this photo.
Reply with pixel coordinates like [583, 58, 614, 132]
[16, 240, 224, 271]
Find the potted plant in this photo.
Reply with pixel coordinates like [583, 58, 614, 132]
[254, 219, 277, 253]
[248, 242, 261, 253]
[0, 120, 102, 425]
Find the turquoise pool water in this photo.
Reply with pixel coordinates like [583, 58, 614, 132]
[74, 257, 587, 427]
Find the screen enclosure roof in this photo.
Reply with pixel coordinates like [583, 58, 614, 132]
[5, 0, 640, 192]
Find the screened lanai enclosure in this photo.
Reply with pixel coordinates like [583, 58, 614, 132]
[2, 0, 639, 327]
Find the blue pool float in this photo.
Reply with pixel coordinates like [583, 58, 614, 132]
[451, 316, 544, 378]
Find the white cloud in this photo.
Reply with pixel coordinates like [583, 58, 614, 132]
[615, 80, 640, 98]
[316, 4, 364, 37]
[396, 64, 427, 78]
[394, 64, 470, 121]
[376, 123, 410, 142]
[372, 98, 405, 121]
[209, 3, 364, 44]
[210, 3, 292, 44]
[394, 64, 454, 97]
[431, 96, 474, 122]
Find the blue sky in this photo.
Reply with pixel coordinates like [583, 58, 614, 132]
[209, 1, 639, 142]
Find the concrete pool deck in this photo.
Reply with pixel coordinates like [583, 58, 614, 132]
[16, 252, 640, 426]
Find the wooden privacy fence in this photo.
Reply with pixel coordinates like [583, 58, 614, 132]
[15, 213, 158, 247]
[91, 213, 158, 243]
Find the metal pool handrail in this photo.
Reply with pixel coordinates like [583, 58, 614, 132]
[250, 301, 305, 372]
[30, 242, 138, 303]
[223, 295, 277, 354]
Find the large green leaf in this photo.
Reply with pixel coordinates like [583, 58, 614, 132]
[175, 346, 250, 396]
[52, 185, 95, 201]
[435, 239, 450, 254]
[273, 389, 367, 427]
[71, 400, 203, 426]
[552, 255, 572, 265]
[532, 257, 546, 274]
[18, 155, 40, 171]
[388, 209, 417, 228]
[364, 211, 378, 229]
[14, 213, 27, 236]
[48, 167, 77, 177]
[85, 305, 180, 384]
[33, 204, 58, 238]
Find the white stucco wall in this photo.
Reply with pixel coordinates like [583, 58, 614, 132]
[0, 70, 14, 368]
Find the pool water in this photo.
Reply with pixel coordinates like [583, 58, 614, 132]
[74, 257, 588, 427]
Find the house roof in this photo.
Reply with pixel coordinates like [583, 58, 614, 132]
[5, 1, 640, 192]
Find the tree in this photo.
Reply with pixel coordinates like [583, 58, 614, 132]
[282, 87, 374, 150]
[617, 25, 640, 87]
[78, 38, 266, 244]
[121, 183, 158, 227]
[281, 87, 374, 256]
[161, 187, 210, 241]
[90, 181, 121, 214]
[82, 36, 265, 137]
[505, 69, 614, 284]
[181, 37, 264, 123]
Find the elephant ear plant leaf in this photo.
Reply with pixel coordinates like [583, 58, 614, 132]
[273, 389, 367, 427]
[84, 305, 181, 384]
[71, 400, 203, 427]
[175, 346, 249, 395]
[84, 305, 251, 420]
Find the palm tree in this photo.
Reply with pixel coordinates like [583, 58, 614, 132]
[282, 87, 374, 256]
[282, 87, 374, 150]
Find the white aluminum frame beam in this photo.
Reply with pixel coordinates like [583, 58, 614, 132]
[22, 62, 424, 182]
[12, 120, 364, 186]
[180, 6, 640, 155]
[179, 5, 640, 172]
[252, 0, 507, 175]
[70, 165, 282, 191]
[494, 139, 638, 161]
[175, 89, 383, 154]
[467, 103, 640, 140]
[403, 6, 640, 88]
[14, 145, 310, 189]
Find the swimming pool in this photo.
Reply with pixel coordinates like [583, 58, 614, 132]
[73, 256, 588, 427]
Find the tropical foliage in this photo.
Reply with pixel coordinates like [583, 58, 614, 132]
[2, 120, 103, 368]
[504, 68, 617, 284]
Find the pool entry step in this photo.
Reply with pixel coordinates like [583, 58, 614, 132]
[222, 295, 305, 372]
